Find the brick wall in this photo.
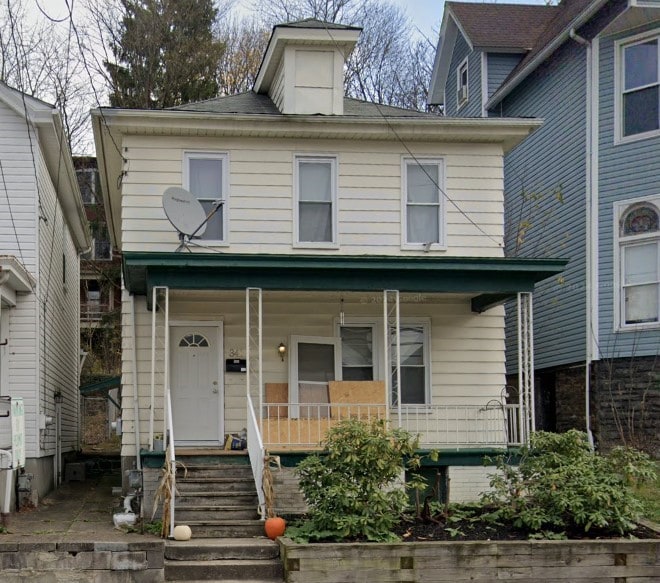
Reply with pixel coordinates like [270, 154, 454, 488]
[447, 466, 493, 503]
[593, 356, 659, 456]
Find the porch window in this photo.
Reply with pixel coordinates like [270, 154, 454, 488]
[619, 201, 660, 327]
[295, 156, 337, 246]
[184, 152, 228, 242]
[391, 324, 429, 405]
[290, 336, 341, 418]
[403, 159, 444, 247]
[340, 326, 375, 381]
[619, 34, 660, 139]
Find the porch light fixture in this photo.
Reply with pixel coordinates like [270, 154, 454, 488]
[278, 342, 287, 361]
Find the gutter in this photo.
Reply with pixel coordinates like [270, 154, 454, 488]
[485, 0, 610, 110]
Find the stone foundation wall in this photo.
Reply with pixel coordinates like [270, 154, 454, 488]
[593, 356, 659, 456]
[555, 366, 587, 433]
[0, 540, 164, 582]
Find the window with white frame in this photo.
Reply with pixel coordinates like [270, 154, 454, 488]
[295, 156, 337, 245]
[457, 58, 469, 108]
[619, 201, 660, 327]
[391, 324, 430, 405]
[339, 325, 376, 381]
[403, 159, 443, 246]
[184, 152, 228, 242]
[620, 34, 660, 139]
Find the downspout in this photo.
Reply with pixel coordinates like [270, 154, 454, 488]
[130, 295, 142, 470]
[570, 27, 596, 449]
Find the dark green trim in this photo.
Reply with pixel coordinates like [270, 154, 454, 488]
[271, 448, 516, 468]
[122, 252, 567, 298]
[471, 293, 514, 314]
[79, 375, 121, 408]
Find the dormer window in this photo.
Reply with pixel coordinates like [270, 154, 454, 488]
[457, 58, 469, 109]
[618, 200, 660, 327]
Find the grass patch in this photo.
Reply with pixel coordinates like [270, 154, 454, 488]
[635, 461, 660, 523]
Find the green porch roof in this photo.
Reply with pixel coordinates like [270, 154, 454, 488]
[123, 252, 567, 312]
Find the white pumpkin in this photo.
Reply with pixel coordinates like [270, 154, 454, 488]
[173, 525, 192, 541]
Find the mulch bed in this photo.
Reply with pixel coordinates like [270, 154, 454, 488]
[393, 516, 660, 542]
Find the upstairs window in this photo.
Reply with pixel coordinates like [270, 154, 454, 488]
[78, 169, 96, 204]
[457, 58, 469, 109]
[295, 156, 337, 246]
[403, 158, 444, 248]
[619, 34, 660, 139]
[619, 201, 660, 327]
[184, 152, 228, 242]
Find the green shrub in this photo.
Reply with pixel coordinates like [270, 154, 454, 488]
[290, 419, 421, 542]
[482, 430, 657, 535]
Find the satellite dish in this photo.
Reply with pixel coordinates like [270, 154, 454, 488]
[162, 187, 207, 238]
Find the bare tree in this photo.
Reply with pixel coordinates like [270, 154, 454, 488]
[215, 16, 270, 96]
[252, 0, 434, 111]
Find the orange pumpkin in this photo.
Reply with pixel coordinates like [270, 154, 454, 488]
[264, 516, 286, 540]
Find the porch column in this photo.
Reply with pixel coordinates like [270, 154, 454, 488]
[245, 288, 263, 423]
[517, 292, 535, 444]
[384, 290, 400, 427]
[149, 286, 170, 451]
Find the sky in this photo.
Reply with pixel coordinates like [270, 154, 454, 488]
[31, 0, 552, 44]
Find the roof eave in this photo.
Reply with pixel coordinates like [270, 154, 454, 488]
[486, 0, 609, 109]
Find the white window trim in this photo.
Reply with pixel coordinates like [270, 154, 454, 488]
[91, 237, 112, 261]
[401, 157, 447, 251]
[457, 56, 469, 110]
[335, 318, 383, 383]
[182, 151, 230, 246]
[293, 155, 339, 249]
[614, 29, 660, 145]
[614, 196, 660, 331]
[288, 335, 342, 411]
[392, 318, 432, 407]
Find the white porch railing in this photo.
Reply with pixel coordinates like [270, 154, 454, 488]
[247, 394, 266, 519]
[260, 402, 521, 449]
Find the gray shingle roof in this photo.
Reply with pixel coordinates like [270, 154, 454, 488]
[448, 1, 558, 51]
[171, 92, 434, 118]
[277, 18, 361, 31]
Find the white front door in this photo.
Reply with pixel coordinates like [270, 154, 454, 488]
[170, 324, 223, 444]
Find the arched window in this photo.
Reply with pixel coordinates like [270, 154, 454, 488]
[178, 334, 209, 348]
[619, 202, 660, 326]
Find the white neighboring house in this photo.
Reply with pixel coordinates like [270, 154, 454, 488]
[0, 81, 90, 511]
[93, 20, 565, 507]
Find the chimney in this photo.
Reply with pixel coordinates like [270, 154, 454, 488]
[254, 19, 362, 116]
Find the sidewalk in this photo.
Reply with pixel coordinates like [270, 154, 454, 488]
[1, 473, 160, 544]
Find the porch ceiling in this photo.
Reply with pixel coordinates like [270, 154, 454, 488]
[123, 252, 567, 310]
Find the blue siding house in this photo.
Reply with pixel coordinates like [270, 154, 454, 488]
[430, 0, 660, 453]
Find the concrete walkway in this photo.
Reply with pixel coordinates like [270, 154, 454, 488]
[1, 474, 160, 544]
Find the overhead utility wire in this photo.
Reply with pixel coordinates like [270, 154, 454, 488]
[322, 22, 503, 248]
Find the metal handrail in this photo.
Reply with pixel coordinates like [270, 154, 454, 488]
[166, 386, 176, 538]
[247, 394, 266, 519]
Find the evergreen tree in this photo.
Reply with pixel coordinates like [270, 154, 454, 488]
[105, 0, 224, 108]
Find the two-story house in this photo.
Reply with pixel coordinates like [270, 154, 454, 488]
[92, 20, 564, 532]
[0, 81, 90, 514]
[430, 0, 660, 454]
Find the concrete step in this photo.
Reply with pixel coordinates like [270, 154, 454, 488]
[180, 465, 254, 479]
[183, 520, 265, 538]
[177, 478, 256, 493]
[176, 492, 259, 506]
[165, 538, 279, 561]
[175, 505, 259, 521]
[164, 559, 283, 581]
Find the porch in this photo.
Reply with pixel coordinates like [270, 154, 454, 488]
[121, 252, 565, 534]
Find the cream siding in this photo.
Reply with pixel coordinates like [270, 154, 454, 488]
[120, 291, 505, 457]
[119, 135, 504, 257]
[36, 145, 80, 457]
